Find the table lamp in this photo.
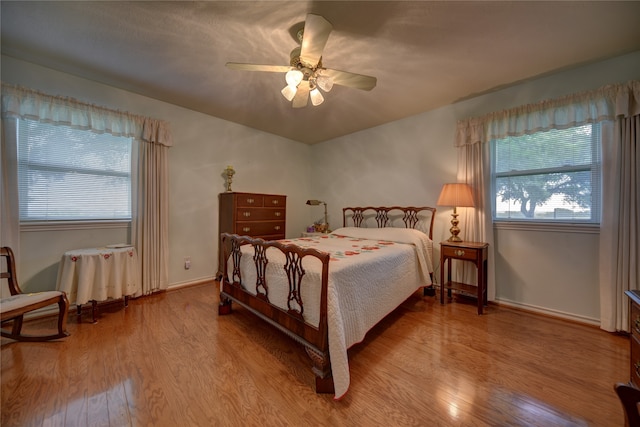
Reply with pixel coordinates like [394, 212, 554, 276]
[306, 199, 329, 233]
[437, 183, 475, 242]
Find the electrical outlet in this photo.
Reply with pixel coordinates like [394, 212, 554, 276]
[184, 257, 191, 270]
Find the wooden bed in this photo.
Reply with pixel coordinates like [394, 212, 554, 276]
[218, 206, 436, 399]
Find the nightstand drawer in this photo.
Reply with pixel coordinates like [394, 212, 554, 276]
[441, 245, 477, 261]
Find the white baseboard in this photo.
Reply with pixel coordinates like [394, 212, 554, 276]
[167, 276, 216, 291]
[494, 298, 600, 326]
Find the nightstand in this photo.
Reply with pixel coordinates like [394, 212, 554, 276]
[440, 241, 489, 314]
[301, 231, 327, 237]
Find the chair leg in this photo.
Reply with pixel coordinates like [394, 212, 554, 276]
[11, 315, 24, 337]
[57, 294, 70, 338]
[91, 300, 97, 324]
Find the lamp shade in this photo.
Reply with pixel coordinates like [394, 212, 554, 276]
[437, 183, 475, 208]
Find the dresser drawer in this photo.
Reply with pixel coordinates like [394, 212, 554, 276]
[237, 208, 285, 221]
[632, 302, 640, 340]
[442, 245, 477, 261]
[264, 195, 286, 207]
[236, 221, 285, 236]
[236, 194, 264, 207]
[632, 335, 640, 388]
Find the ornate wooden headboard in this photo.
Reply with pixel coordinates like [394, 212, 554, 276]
[342, 206, 436, 240]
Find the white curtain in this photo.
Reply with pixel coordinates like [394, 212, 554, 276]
[600, 86, 640, 332]
[132, 120, 171, 294]
[0, 118, 20, 258]
[455, 135, 495, 299]
[0, 83, 173, 295]
[455, 80, 639, 322]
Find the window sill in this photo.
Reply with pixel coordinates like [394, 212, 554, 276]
[21, 220, 131, 232]
[493, 221, 599, 234]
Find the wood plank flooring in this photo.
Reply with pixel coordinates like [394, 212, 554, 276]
[1, 283, 629, 426]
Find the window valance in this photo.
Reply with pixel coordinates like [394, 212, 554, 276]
[456, 80, 640, 147]
[1, 83, 172, 146]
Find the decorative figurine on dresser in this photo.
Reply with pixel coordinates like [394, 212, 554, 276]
[217, 192, 286, 278]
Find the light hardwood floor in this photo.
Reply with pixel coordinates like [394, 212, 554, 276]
[1, 283, 629, 426]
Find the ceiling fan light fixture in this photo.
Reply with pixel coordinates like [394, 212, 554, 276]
[285, 69, 304, 87]
[281, 84, 297, 101]
[310, 87, 324, 106]
[316, 74, 333, 92]
[226, 14, 377, 109]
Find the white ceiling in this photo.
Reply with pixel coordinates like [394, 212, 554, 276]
[2, 1, 640, 144]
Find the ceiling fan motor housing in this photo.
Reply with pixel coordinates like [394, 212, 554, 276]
[289, 47, 321, 81]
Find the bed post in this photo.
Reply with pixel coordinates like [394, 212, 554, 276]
[218, 233, 234, 315]
[218, 297, 233, 315]
[305, 346, 334, 394]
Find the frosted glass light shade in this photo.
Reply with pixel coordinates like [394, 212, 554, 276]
[281, 85, 297, 101]
[285, 69, 303, 87]
[316, 75, 334, 92]
[310, 88, 324, 106]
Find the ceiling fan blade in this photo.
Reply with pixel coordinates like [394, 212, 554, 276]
[299, 14, 333, 67]
[322, 68, 377, 91]
[226, 62, 291, 73]
[292, 81, 310, 108]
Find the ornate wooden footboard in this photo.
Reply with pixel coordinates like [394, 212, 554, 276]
[218, 206, 436, 394]
[218, 234, 335, 392]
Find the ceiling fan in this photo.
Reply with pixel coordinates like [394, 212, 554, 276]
[226, 14, 377, 108]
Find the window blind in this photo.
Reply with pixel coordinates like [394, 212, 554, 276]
[492, 124, 601, 222]
[17, 119, 133, 221]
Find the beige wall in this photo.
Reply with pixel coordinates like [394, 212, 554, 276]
[3, 50, 640, 324]
[309, 51, 640, 324]
[2, 55, 313, 291]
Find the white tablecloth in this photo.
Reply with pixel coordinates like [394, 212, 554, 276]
[56, 246, 141, 305]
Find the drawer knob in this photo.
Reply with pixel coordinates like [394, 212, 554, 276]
[272, 200, 279, 205]
[243, 212, 251, 217]
[247, 198, 254, 204]
[275, 212, 281, 217]
[274, 226, 281, 231]
[455, 250, 465, 257]
[243, 227, 251, 232]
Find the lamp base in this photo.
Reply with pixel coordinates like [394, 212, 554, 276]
[448, 211, 463, 242]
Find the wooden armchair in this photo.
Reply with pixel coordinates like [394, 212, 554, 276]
[1, 246, 70, 341]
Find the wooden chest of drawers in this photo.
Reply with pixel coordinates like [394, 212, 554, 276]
[218, 192, 286, 276]
[626, 290, 640, 388]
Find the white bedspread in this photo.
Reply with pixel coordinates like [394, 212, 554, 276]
[233, 227, 433, 399]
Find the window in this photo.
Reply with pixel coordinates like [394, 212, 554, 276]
[17, 119, 133, 221]
[491, 123, 601, 223]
